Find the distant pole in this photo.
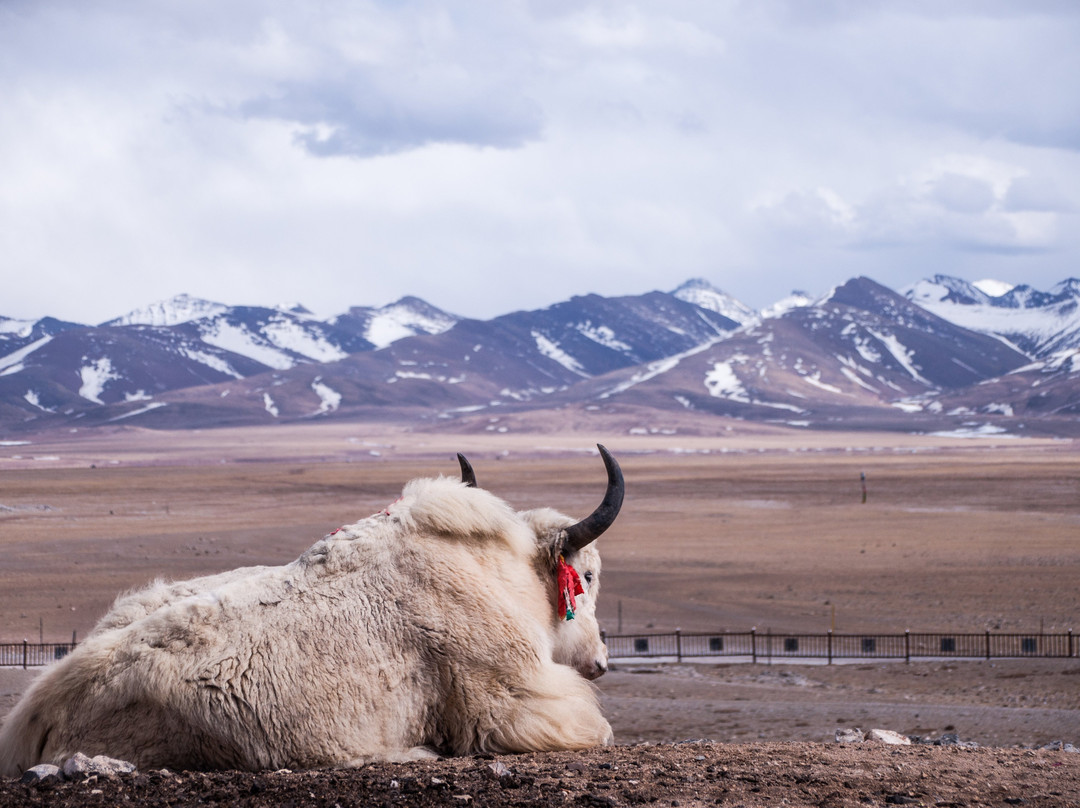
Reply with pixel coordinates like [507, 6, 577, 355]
[860, 472, 867, 504]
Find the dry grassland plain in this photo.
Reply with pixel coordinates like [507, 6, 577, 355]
[1, 423, 1078, 747]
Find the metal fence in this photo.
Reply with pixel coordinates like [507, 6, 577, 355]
[602, 629, 1077, 664]
[0, 642, 77, 668]
[3, 630, 1076, 668]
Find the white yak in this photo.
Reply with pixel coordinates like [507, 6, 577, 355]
[0, 446, 623, 774]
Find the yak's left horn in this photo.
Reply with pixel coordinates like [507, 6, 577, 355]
[563, 444, 623, 553]
[457, 453, 477, 488]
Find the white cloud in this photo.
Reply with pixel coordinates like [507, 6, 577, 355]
[1, 1, 1079, 325]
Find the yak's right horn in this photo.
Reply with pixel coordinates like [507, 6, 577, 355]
[563, 444, 624, 553]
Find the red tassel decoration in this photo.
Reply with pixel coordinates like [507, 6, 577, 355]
[557, 555, 584, 621]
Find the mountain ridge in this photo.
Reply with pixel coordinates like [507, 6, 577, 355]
[3, 276, 1079, 436]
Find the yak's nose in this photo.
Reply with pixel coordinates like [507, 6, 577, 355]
[590, 659, 608, 680]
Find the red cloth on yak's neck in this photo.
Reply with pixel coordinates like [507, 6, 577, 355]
[557, 555, 584, 620]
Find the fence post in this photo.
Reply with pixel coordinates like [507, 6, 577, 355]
[23, 639, 28, 670]
[827, 630, 833, 665]
[904, 630, 910, 664]
[1069, 629, 1074, 658]
[985, 630, 991, 660]
[675, 629, 682, 663]
[751, 628, 757, 664]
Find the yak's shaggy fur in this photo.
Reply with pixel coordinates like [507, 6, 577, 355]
[0, 475, 612, 774]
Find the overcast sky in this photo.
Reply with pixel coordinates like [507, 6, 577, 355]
[3, 1, 1079, 325]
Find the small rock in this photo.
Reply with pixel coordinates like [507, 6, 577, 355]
[835, 728, 865, 744]
[866, 729, 912, 746]
[20, 764, 61, 784]
[61, 752, 136, 780]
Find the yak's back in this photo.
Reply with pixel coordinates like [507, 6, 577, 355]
[372, 476, 536, 556]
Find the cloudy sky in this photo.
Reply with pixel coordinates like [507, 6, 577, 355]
[3, 1, 1079, 325]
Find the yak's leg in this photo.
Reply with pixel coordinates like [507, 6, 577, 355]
[339, 746, 441, 767]
[477, 664, 613, 754]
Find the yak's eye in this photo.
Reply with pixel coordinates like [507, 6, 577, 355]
[583, 571, 594, 585]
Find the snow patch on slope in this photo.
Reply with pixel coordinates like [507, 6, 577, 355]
[108, 402, 167, 421]
[761, 291, 814, 319]
[0, 336, 52, 374]
[365, 302, 457, 349]
[24, 390, 53, 412]
[672, 279, 756, 325]
[577, 323, 632, 352]
[201, 322, 296, 370]
[311, 379, 341, 414]
[0, 318, 37, 337]
[264, 319, 348, 363]
[868, 330, 932, 385]
[705, 359, 750, 402]
[78, 357, 120, 403]
[973, 279, 1015, 298]
[533, 331, 587, 376]
[599, 340, 719, 399]
[179, 347, 244, 379]
[801, 372, 846, 395]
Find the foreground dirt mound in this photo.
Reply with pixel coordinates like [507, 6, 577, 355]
[4, 742, 1078, 808]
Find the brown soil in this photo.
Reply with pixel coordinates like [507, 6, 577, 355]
[2, 424, 1078, 805]
[1, 743, 1078, 807]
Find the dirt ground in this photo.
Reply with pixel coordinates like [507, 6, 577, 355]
[1, 424, 1079, 805]
[1, 424, 1077, 641]
[1, 741, 1078, 807]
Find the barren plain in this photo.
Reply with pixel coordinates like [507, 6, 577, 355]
[1, 423, 1078, 805]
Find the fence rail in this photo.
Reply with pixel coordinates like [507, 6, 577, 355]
[3, 630, 1076, 668]
[1, 641, 78, 668]
[602, 629, 1077, 664]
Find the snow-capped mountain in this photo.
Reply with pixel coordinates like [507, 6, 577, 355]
[972, 279, 1015, 298]
[567, 277, 1028, 427]
[103, 294, 230, 327]
[3, 277, 1079, 436]
[671, 279, 757, 325]
[0, 295, 458, 421]
[129, 288, 745, 425]
[760, 290, 816, 320]
[905, 275, 1080, 357]
[0, 315, 83, 369]
[332, 296, 459, 350]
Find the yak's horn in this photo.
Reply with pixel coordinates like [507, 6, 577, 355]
[457, 453, 477, 488]
[563, 444, 624, 553]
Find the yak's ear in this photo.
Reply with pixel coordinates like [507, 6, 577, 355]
[560, 444, 623, 555]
